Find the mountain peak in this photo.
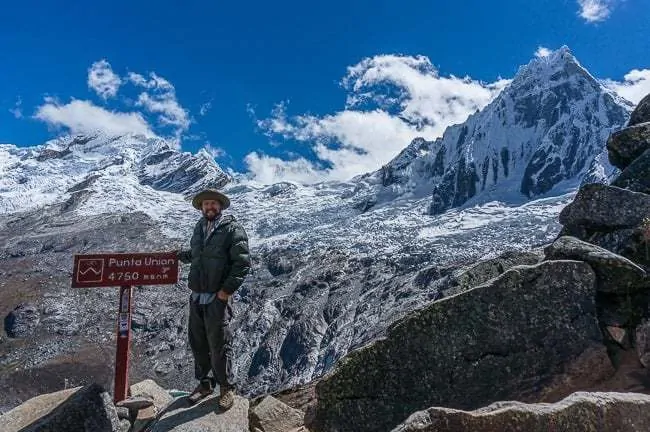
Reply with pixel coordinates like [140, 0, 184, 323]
[357, 47, 630, 214]
[509, 46, 596, 93]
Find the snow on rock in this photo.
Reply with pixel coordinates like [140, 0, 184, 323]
[354, 47, 631, 215]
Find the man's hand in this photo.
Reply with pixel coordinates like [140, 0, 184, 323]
[217, 290, 230, 302]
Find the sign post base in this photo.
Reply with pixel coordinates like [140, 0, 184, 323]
[114, 285, 133, 403]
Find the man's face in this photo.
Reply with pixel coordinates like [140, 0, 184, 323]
[201, 199, 222, 220]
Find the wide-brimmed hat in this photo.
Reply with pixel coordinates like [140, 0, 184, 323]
[192, 189, 231, 210]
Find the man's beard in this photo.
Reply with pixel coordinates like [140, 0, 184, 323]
[203, 209, 221, 221]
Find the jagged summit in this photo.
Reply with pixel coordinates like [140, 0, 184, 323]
[355, 47, 631, 214]
[0, 133, 230, 215]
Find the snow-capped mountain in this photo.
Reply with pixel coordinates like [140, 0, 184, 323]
[354, 47, 632, 214]
[0, 48, 635, 407]
[0, 133, 230, 215]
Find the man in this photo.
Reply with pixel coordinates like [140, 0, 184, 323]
[176, 189, 251, 410]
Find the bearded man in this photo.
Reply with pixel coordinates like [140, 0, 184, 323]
[176, 189, 251, 410]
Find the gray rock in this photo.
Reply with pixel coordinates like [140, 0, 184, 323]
[442, 249, 543, 297]
[391, 392, 650, 432]
[606, 122, 650, 169]
[4, 303, 40, 338]
[605, 326, 628, 347]
[0, 387, 81, 432]
[15, 383, 120, 432]
[636, 319, 650, 368]
[149, 394, 249, 432]
[629, 93, 650, 127]
[544, 236, 647, 293]
[130, 379, 173, 412]
[612, 148, 650, 194]
[132, 406, 156, 432]
[313, 260, 612, 432]
[249, 395, 304, 432]
[119, 418, 132, 432]
[116, 395, 154, 410]
[559, 183, 650, 231]
[116, 406, 131, 420]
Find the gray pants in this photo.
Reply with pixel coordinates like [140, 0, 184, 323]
[188, 295, 234, 389]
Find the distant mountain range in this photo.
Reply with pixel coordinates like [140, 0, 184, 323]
[0, 47, 635, 407]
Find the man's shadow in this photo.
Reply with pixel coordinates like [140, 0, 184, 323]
[146, 396, 229, 431]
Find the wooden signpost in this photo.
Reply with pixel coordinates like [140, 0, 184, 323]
[71, 252, 179, 403]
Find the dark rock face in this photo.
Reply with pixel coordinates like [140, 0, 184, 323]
[19, 383, 120, 432]
[4, 303, 40, 338]
[429, 250, 543, 298]
[559, 183, 650, 232]
[544, 236, 647, 294]
[137, 151, 230, 194]
[361, 49, 630, 216]
[391, 392, 650, 432]
[612, 148, 650, 194]
[264, 248, 301, 277]
[629, 94, 650, 126]
[606, 122, 650, 169]
[313, 260, 612, 432]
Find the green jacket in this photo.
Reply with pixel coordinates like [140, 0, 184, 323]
[178, 215, 251, 294]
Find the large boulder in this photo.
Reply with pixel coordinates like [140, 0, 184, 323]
[544, 236, 647, 293]
[249, 395, 305, 432]
[4, 303, 40, 338]
[612, 148, 650, 194]
[0, 387, 80, 432]
[559, 183, 650, 232]
[149, 394, 249, 432]
[636, 319, 650, 368]
[3, 383, 120, 432]
[391, 392, 650, 432]
[440, 250, 543, 297]
[312, 260, 613, 432]
[629, 93, 650, 127]
[606, 122, 650, 169]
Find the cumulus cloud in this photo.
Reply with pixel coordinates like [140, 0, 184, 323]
[88, 60, 122, 99]
[604, 69, 650, 104]
[32, 61, 191, 140]
[244, 151, 323, 184]
[203, 142, 226, 158]
[577, 0, 613, 22]
[128, 72, 190, 137]
[535, 47, 552, 58]
[251, 54, 509, 183]
[34, 98, 154, 137]
[9, 97, 22, 119]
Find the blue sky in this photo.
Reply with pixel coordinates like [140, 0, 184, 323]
[1, 0, 649, 183]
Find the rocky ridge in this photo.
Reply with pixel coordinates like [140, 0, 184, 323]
[293, 93, 650, 431]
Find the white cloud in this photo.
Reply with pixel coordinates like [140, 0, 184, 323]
[252, 54, 509, 183]
[9, 97, 22, 119]
[34, 98, 154, 137]
[604, 69, 650, 104]
[577, 0, 613, 22]
[244, 152, 323, 184]
[204, 142, 226, 158]
[88, 60, 122, 99]
[535, 47, 552, 58]
[200, 100, 212, 116]
[128, 71, 190, 137]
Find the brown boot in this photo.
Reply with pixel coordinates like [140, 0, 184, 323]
[218, 385, 235, 411]
[188, 379, 213, 405]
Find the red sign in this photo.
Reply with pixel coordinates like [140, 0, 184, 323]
[72, 252, 179, 288]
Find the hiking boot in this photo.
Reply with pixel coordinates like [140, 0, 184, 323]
[188, 379, 213, 405]
[218, 385, 235, 411]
